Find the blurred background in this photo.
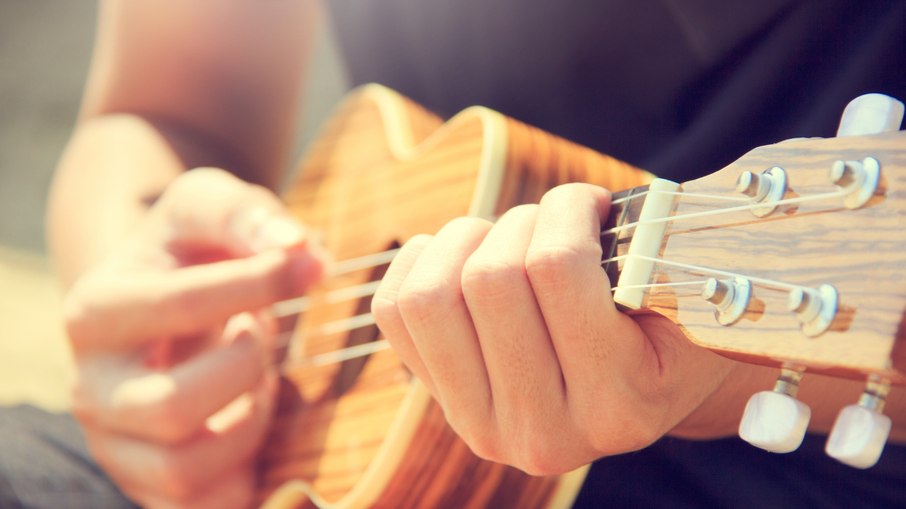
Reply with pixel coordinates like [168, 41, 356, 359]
[0, 0, 348, 411]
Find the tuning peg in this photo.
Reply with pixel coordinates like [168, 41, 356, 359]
[836, 93, 904, 137]
[825, 378, 892, 469]
[787, 285, 838, 337]
[827, 157, 881, 210]
[735, 167, 787, 217]
[702, 277, 750, 325]
[739, 367, 811, 453]
[736, 171, 770, 200]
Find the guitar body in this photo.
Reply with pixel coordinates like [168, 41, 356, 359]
[258, 84, 651, 508]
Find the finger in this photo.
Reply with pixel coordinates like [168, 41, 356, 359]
[86, 372, 275, 505]
[66, 246, 322, 350]
[77, 314, 273, 444]
[460, 206, 566, 427]
[526, 184, 652, 404]
[372, 234, 438, 395]
[392, 218, 495, 435]
[155, 167, 309, 256]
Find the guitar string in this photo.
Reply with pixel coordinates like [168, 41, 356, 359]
[273, 280, 382, 318]
[611, 279, 712, 290]
[601, 254, 803, 291]
[271, 264, 715, 320]
[328, 248, 400, 276]
[273, 185, 832, 317]
[272, 188, 823, 317]
[275, 260, 806, 368]
[609, 189, 750, 206]
[274, 186, 800, 319]
[634, 190, 751, 202]
[274, 278, 711, 369]
[272, 188, 849, 366]
[279, 337, 392, 369]
[278, 250, 805, 356]
[603, 188, 848, 236]
[610, 191, 649, 205]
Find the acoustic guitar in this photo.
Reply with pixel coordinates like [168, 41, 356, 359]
[257, 84, 906, 508]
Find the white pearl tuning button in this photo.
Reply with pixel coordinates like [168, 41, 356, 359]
[739, 390, 811, 453]
[825, 378, 892, 469]
[739, 366, 811, 453]
[825, 405, 891, 469]
[836, 93, 904, 137]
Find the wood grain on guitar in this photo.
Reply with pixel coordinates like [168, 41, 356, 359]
[259, 84, 647, 509]
[259, 85, 905, 507]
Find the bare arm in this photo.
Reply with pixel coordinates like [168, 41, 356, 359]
[46, 2, 324, 507]
[49, 0, 321, 284]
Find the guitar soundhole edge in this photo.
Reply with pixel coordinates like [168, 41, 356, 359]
[330, 240, 400, 396]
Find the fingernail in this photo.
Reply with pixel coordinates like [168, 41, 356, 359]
[231, 206, 295, 252]
[254, 215, 307, 251]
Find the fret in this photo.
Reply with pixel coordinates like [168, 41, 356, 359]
[601, 185, 648, 286]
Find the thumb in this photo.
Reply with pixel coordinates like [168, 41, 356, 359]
[64, 169, 327, 351]
[153, 167, 312, 257]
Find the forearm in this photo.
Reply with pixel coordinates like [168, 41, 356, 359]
[47, 114, 246, 286]
[51, 118, 325, 509]
[47, 0, 323, 287]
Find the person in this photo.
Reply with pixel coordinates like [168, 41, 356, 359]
[2, 0, 904, 507]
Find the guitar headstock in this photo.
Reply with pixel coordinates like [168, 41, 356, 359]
[610, 94, 905, 467]
[645, 130, 906, 384]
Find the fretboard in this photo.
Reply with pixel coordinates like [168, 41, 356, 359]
[601, 185, 649, 286]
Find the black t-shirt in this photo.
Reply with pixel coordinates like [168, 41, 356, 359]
[328, 1, 906, 507]
[329, 0, 905, 182]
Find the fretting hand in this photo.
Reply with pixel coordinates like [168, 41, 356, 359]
[373, 183, 737, 474]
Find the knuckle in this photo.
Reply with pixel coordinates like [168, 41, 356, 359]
[406, 233, 434, 246]
[442, 216, 491, 236]
[160, 169, 209, 206]
[525, 244, 598, 285]
[515, 440, 567, 476]
[540, 182, 597, 203]
[507, 417, 574, 475]
[243, 182, 276, 204]
[235, 183, 281, 220]
[396, 279, 459, 323]
[371, 294, 401, 330]
[173, 167, 233, 193]
[468, 437, 502, 465]
[460, 427, 503, 465]
[440, 405, 501, 463]
[460, 258, 524, 302]
[497, 203, 537, 222]
[499, 413, 577, 475]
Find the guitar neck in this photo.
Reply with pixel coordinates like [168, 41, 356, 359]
[597, 131, 906, 386]
[601, 185, 650, 292]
